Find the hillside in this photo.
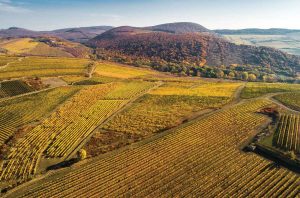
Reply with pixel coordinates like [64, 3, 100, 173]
[146, 22, 212, 33]
[89, 25, 300, 81]
[0, 27, 42, 38]
[0, 37, 91, 58]
[0, 26, 114, 43]
[49, 26, 114, 43]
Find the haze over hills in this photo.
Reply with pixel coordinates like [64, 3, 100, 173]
[215, 28, 300, 35]
[215, 28, 300, 56]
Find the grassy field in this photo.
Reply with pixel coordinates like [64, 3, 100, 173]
[223, 34, 300, 56]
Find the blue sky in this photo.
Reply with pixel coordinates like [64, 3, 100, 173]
[0, 0, 299, 30]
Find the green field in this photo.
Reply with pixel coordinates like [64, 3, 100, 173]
[223, 34, 300, 56]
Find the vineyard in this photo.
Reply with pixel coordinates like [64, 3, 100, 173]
[0, 80, 34, 99]
[0, 81, 155, 182]
[0, 87, 79, 146]
[94, 61, 155, 79]
[274, 92, 300, 111]
[273, 114, 300, 154]
[150, 82, 242, 97]
[101, 82, 238, 138]
[6, 99, 300, 197]
[0, 56, 19, 67]
[0, 57, 91, 79]
[0, 51, 300, 197]
[241, 82, 300, 98]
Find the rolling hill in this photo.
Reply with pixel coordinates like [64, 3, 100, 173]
[88, 23, 300, 80]
[146, 22, 212, 34]
[0, 26, 114, 43]
[0, 37, 91, 58]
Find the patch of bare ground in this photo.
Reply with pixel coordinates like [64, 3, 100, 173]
[41, 77, 68, 88]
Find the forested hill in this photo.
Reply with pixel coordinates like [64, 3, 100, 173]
[89, 25, 300, 81]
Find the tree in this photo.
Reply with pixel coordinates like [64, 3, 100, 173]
[242, 72, 249, 81]
[216, 69, 225, 78]
[228, 71, 235, 79]
[77, 149, 87, 160]
[248, 74, 257, 81]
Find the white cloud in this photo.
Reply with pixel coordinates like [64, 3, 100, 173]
[0, 0, 31, 13]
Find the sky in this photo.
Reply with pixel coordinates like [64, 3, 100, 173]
[0, 0, 299, 31]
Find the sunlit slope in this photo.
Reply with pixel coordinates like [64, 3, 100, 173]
[0, 56, 90, 79]
[94, 61, 156, 79]
[0, 37, 91, 58]
[7, 99, 299, 197]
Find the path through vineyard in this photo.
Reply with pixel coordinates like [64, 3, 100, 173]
[4, 85, 300, 197]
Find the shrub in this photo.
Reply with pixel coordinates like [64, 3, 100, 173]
[77, 149, 87, 160]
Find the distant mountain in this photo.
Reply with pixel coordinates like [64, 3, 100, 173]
[215, 28, 300, 35]
[89, 23, 300, 78]
[0, 26, 114, 43]
[146, 22, 212, 34]
[98, 22, 213, 39]
[49, 26, 114, 43]
[0, 27, 43, 38]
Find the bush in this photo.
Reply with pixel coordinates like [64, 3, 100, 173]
[77, 149, 87, 160]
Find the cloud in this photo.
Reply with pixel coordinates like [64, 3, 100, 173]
[0, 0, 31, 13]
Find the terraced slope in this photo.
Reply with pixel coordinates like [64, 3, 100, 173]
[6, 99, 299, 197]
